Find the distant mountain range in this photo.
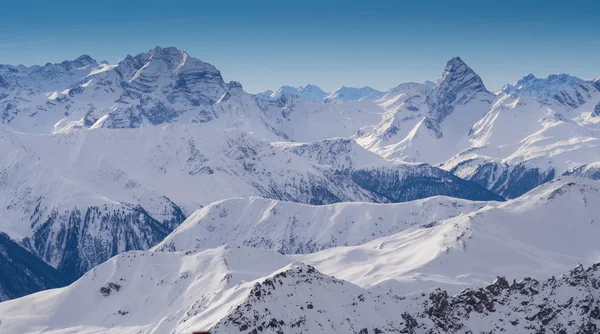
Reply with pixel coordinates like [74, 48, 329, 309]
[255, 84, 389, 103]
[0, 46, 599, 334]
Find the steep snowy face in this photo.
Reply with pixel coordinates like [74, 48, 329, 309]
[272, 137, 504, 203]
[500, 73, 600, 115]
[325, 86, 387, 102]
[86, 46, 229, 128]
[445, 101, 600, 198]
[0, 232, 69, 302]
[275, 137, 389, 170]
[153, 196, 488, 254]
[357, 57, 495, 163]
[426, 57, 493, 123]
[356, 83, 432, 152]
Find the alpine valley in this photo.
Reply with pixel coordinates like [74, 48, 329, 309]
[0, 46, 599, 334]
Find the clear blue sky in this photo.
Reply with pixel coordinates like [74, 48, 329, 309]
[0, 0, 598, 93]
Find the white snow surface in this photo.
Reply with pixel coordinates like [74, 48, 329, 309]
[2, 178, 600, 333]
[153, 196, 487, 254]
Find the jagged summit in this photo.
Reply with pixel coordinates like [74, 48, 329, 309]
[436, 56, 489, 93]
[116, 46, 222, 80]
[426, 57, 491, 123]
[502, 72, 587, 99]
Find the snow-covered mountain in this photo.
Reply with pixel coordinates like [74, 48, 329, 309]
[501, 73, 584, 97]
[500, 73, 599, 110]
[0, 48, 505, 291]
[357, 57, 496, 163]
[3, 45, 600, 331]
[356, 57, 600, 198]
[3, 178, 600, 333]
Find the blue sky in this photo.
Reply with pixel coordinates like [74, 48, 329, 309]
[0, 0, 598, 93]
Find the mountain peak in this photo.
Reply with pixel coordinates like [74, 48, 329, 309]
[74, 54, 95, 64]
[438, 57, 486, 90]
[299, 84, 325, 93]
[426, 57, 490, 122]
[445, 56, 466, 68]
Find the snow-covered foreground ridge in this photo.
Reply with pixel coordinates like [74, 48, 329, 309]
[2, 178, 600, 333]
[2, 247, 600, 333]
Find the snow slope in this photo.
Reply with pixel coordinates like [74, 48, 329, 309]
[153, 196, 488, 254]
[2, 246, 600, 333]
[0, 246, 295, 334]
[299, 178, 600, 294]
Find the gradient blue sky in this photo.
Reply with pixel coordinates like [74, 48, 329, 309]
[0, 0, 598, 93]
